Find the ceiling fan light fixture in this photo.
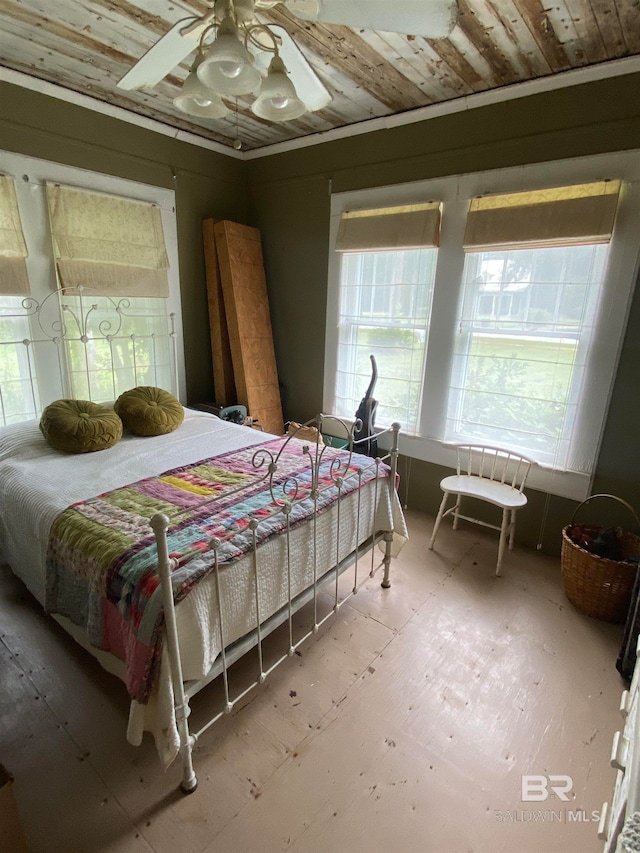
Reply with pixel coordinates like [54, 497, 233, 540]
[174, 92, 230, 118]
[173, 56, 230, 118]
[251, 55, 307, 122]
[197, 16, 261, 96]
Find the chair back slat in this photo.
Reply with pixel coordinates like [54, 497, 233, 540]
[519, 460, 532, 493]
[499, 453, 509, 485]
[454, 444, 535, 491]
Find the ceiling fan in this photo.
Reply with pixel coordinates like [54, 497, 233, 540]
[117, 0, 459, 135]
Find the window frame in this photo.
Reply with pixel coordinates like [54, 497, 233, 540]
[446, 241, 610, 469]
[335, 246, 437, 435]
[324, 151, 640, 501]
[0, 149, 185, 417]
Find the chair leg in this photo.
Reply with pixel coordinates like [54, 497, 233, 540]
[509, 509, 517, 550]
[429, 491, 449, 550]
[496, 508, 509, 576]
[452, 495, 462, 530]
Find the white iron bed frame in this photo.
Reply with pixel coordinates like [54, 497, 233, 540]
[153, 419, 401, 793]
[1, 286, 404, 793]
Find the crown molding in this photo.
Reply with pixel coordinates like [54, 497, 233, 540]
[244, 55, 640, 159]
[0, 67, 243, 159]
[2, 55, 640, 162]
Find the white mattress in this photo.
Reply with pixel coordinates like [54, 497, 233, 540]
[0, 409, 406, 766]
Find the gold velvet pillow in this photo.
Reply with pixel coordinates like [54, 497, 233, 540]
[114, 386, 184, 437]
[39, 399, 123, 454]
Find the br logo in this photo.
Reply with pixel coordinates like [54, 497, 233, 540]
[521, 775, 573, 802]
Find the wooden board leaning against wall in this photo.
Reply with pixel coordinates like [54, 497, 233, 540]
[202, 218, 285, 436]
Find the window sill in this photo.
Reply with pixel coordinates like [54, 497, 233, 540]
[380, 431, 590, 502]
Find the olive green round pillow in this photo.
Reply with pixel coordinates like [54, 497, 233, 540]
[115, 386, 184, 437]
[39, 399, 123, 454]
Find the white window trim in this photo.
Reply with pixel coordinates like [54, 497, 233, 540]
[0, 149, 186, 405]
[325, 151, 640, 501]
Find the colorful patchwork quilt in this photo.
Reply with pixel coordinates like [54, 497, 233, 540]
[45, 437, 389, 703]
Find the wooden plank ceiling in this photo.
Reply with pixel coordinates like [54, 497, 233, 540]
[0, 0, 639, 152]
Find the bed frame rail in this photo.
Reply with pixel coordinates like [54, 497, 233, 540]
[152, 416, 401, 793]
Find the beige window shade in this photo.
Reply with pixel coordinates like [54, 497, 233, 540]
[0, 174, 30, 295]
[46, 183, 170, 297]
[336, 202, 441, 252]
[463, 180, 622, 251]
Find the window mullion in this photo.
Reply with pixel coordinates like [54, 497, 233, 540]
[419, 197, 467, 440]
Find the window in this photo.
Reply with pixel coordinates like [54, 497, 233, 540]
[333, 202, 440, 434]
[0, 150, 184, 426]
[336, 249, 436, 433]
[0, 175, 36, 422]
[0, 295, 36, 423]
[62, 293, 175, 403]
[446, 180, 620, 471]
[447, 243, 607, 467]
[325, 153, 640, 500]
[0, 174, 29, 296]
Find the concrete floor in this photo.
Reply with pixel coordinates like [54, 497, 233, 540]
[0, 509, 627, 853]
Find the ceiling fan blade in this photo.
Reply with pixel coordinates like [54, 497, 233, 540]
[117, 14, 214, 91]
[250, 24, 332, 112]
[284, 0, 458, 39]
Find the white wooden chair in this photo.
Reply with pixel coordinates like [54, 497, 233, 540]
[428, 444, 535, 575]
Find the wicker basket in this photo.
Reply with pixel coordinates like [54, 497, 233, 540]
[561, 494, 640, 623]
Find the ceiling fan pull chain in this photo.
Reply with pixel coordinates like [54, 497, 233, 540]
[234, 97, 242, 150]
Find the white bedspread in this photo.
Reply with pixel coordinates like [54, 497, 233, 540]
[0, 409, 267, 601]
[0, 409, 407, 766]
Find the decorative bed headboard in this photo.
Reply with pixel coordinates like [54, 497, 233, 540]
[0, 286, 179, 426]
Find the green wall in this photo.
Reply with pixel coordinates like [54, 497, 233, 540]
[246, 72, 640, 551]
[2, 73, 640, 552]
[0, 81, 247, 404]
